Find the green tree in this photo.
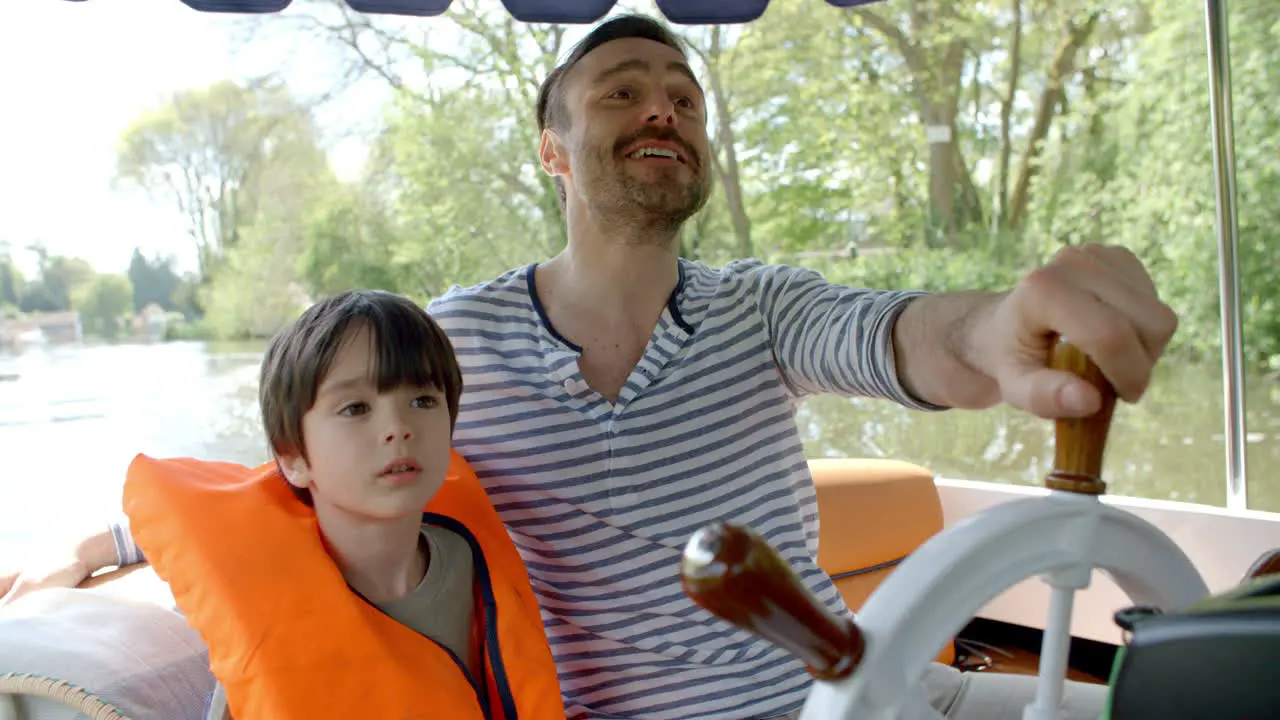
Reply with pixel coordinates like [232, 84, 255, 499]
[72, 274, 134, 340]
[200, 218, 311, 340]
[115, 79, 326, 280]
[19, 244, 94, 313]
[199, 0, 1276, 373]
[126, 248, 182, 313]
[0, 241, 23, 309]
[1042, 0, 1280, 366]
[297, 180, 411, 297]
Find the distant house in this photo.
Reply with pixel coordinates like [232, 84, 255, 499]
[0, 310, 83, 347]
[130, 303, 169, 340]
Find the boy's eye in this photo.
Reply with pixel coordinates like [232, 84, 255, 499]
[412, 395, 440, 409]
[339, 402, 369, 417]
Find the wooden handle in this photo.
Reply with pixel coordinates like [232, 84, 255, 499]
[1243, 549, 1280, 582]
[1045, 337, 1118, 495]
[680, 522, 865, 681]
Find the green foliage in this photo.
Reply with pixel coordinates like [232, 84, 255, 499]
[127, 249, 182, 313]
[71, 274, 134, 340]
[377, 86, 556, 293]
[296, 182, 408, 297]
[1039, 0, 1280, 366]
[18, 245, 95, 314]
[115, 80, 327, 279]
[199, 228, 309, 341]
[104, 0, 1280, 369]
[0, 247, 21, 308]
[824, 245, 1026, 295]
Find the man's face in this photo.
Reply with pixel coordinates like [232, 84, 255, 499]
[550, 37, 713, 231]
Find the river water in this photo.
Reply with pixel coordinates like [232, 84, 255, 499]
[1, 340, 1277, 566]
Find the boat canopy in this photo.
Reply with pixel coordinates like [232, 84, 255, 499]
[59, 0, 882, 23]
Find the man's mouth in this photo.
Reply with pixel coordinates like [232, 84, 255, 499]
[626, 145, 686, 164]
[620, 134, 692, 166]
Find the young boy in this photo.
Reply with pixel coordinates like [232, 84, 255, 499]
[122, 290, 563, 720]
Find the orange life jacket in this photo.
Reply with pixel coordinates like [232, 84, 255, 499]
[122, 450, 565, 720]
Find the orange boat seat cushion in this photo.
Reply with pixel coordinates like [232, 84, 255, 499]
[810, 458, 954, 665]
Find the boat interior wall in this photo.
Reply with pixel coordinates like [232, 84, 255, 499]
[935, 478, 1280, 646]
[810, 458, 955, 665]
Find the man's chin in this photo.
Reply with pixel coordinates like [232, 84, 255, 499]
[622, 173, 697, 200]
[586, 173, 708, 222]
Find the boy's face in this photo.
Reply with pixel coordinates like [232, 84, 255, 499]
[279, 325, 452, 521]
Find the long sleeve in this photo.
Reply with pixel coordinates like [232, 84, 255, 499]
[107, 513, 147, 567]
[741, 260, 948, 411]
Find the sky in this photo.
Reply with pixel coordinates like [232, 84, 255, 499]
[0, 0, 395, 279]
[0, 1, 660, 281]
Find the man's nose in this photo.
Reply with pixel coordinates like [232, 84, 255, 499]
[643, 97, 678, 125]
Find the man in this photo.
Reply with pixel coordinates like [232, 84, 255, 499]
[2, 14, 1174, 720]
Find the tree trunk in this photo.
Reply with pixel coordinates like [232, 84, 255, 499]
[706, 27, 752, 258]
[1007, 12, 1100, 231]
[997, 0, 1023, 229]
[857, 8, 968, 241]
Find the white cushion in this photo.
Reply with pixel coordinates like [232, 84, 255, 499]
[0, 587, 213, 720]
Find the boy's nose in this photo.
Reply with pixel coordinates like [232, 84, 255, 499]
[384, 429, 413, 443]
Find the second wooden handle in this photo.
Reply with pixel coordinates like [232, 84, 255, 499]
[1046, 337, 1118, 494]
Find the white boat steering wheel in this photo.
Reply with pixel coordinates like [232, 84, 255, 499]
[680, 339, 1212, 720]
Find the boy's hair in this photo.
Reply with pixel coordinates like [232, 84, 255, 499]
[259, 290, 463, 504]
[535, 13, 690, 212]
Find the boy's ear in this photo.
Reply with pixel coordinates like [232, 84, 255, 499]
[539, 129, 571, 177]
[277, 453, 312, 489]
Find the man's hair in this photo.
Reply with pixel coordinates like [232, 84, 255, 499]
[535, 13, 690, 211]
[259, 290, 463, 505]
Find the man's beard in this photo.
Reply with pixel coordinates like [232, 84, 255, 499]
[578, 133, 712, 241]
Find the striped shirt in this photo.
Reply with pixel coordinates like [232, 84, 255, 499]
[112, 258, 940, 719]
[430, 259, 939, 719]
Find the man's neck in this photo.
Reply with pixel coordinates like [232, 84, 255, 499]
[544, 204, 682, 322]
[314, 506, 427, 604]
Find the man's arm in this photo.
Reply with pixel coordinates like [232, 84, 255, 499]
[106, 514, 146, 567]
[0, 516, 142, 605]
[746, 261, 949, 411]
[890, 290, 1005, 410]
[79, 522, 127, 574]
[886, 244, 1178, 419]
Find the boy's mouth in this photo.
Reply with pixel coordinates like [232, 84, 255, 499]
[380, 458, 422, 476]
